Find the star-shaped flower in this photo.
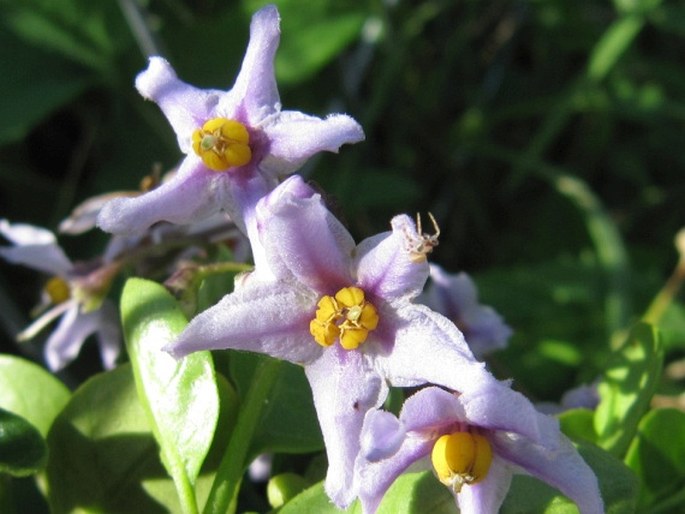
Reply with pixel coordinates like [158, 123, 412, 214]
[165, 175, 494, 507]
[419, 265, 512, 358]
[356, 385, 603, 514]
[97, 5, 364, 239]
[0, 220, 120, 371]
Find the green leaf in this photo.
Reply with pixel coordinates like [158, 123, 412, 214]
[229, 352, 323, 459]
[558, 408, 598, 444]
[0, 354, 70, 438]
[594, 322, 663, 456]
[502, 444, 638, 514]
[46, 364, 178, 513]
[278, 480, 360, 514]
[375, 471, 455, 514]
[0, 408, 47, 477]
[44, 364, 237, 514]
[624, 408, 685, 511]
[121, 278, 220, 506]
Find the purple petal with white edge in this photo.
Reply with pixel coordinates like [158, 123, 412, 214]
[0, 220, 72, 275]
[136, 57, 223, 153]
[360, 410, 405, 462]
[0, 219, 58, 246]
[460, 381, 557, 442]
[356, 215, 429, 303]
[258, 177, 355, 293]
[223, 5, 280, 124]
[305, 345, 388, 508]
[373, 304, 491, 392]
[44, 302, 102, 371]
[456, 455, 513, 514]
[166, 280, 321, 365]
[493, 428, 604, 514]
[356, 414, 434, 514]
[97, 158, 219, 234]
[259, 111, 365, 179]
[398, 387, 467, 434]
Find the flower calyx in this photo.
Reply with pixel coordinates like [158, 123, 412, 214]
[431, 430, 492, 493]
[309, 286, 379, 350]
[192, 118, 252, 172]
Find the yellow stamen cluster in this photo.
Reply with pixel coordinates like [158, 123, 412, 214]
[192, 118, 252, 171]
[309, 287, 379, 350]
[45, 276, 71, 305]
[431, 432, 492, 493]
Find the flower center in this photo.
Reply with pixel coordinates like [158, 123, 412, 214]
[431, 431, 492, 493]
[44, 276, 71, 305]
[191, 118, 252, 172]
[309, 286, 379, 350]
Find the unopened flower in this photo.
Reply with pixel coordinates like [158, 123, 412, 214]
[97, 5, 363, 239]
[419, 265, 512, 358]
[0, 220, 120, 371]
[356, 385, 603, 514]
[165, 175, 492, 507]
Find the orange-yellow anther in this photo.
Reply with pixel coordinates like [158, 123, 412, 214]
[309, 287, 379, 350]
[431, 432, 492, 493]
[192, 118, 252, 171]
[45, 276, 70, 305]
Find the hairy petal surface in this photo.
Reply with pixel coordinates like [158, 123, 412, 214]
[374, 304, 490, 392]
[225, 4, 280, 123]
[456, 456, 513, 514]
[136, 57, 222, 152]
[305, 346, 388, 508]
[493, 430, 604, 514]
[355, 215, 429, 302]
[167, 280, 320, 365]
[258, 176, 355, 292]
[260, 112, 364, 178]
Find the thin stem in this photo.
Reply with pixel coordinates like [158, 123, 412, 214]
[643, 229, 685, 325]
[202, 357, 282, 514]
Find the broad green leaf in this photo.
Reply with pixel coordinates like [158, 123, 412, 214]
[502, 444, 638, 514]
[594, 322, 663, 456]
[229, 353, 323, 460]
[0, 407, 47, 477]
[0, 354, 70, 437]
[278, 480, 360, 514]
[375, 471, 455, 514]
[558, 408, 598, 444]
[46, 364, 178, 513]
[624, 408, 685, 511]
[45, 364, 238, 514]
[121, 279, 220, 496]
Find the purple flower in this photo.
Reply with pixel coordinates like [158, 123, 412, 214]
[97, 5, 364, 239]
[356, 385, 603, 514]
[165, 175, 493, 507]
[419, 265, 512, 358]
[0, 220, 121, 371]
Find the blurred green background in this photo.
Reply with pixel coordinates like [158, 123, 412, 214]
[1, 0, 685, 400]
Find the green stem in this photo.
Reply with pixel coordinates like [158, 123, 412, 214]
[202, 357, 282, 514]
[643, 232, 685, 325]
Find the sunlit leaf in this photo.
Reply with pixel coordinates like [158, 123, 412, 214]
[625, 408, 685, 511]
[594, 322, 663, 456]
[121, 278, 220, 496]
[0, 354, 70, 438]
